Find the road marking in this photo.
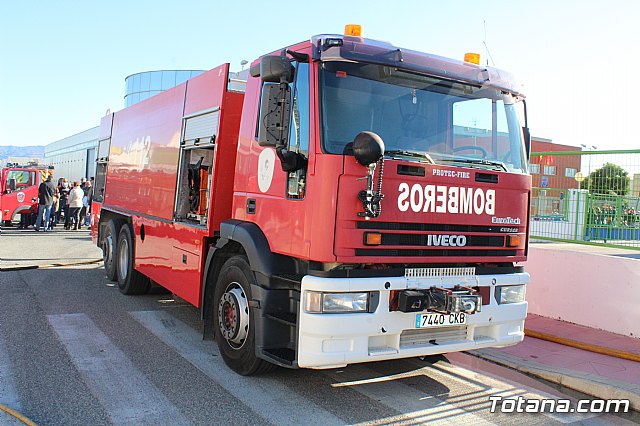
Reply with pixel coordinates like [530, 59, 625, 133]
[130, 310, 344, 426]
[412, 358, 599, 424]
[48, 313, 190, 425]
[326, 364, 496, 426]
[0, 336, 21, 412]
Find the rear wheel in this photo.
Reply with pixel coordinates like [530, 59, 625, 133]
[102, 220, 119, 281]
[213, 256, 275, 375]
[116, 224, 150, 295]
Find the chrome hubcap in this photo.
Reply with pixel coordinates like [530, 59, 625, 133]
[218, 283, 249, 349]
[103, 234, 113, 267]
[118, 238, 129, 280]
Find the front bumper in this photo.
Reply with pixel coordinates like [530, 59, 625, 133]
[297, 272, 529, 369]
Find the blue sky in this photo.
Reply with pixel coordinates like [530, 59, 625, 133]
[1, 0, 639, 149]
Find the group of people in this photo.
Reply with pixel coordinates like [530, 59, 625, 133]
[23, 174, 94, 232]
[588, 204, 640, 228]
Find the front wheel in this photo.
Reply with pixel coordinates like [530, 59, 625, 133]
[213, 256, 275, 375]
[116, 224, 150, 295]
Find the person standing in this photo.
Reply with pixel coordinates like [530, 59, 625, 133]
[47, 184, 59, 230]
[82, 179, 93, 226]
[58, 178, 70, 227]
[35, 175, 57, 232]
[67, 181, 84, 230]
[79, 178, 89, 229]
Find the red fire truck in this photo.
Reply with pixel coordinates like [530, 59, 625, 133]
[1, 164, 52, 226]
[92, 26, 532, 375]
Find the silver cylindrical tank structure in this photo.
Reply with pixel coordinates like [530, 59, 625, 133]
[124, 70, 205, 107]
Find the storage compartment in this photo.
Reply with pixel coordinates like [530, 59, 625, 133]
[175, 147, 214, 226]
[174, 109, 220, 227]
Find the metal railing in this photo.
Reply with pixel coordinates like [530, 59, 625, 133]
[529, 149, 640, 249]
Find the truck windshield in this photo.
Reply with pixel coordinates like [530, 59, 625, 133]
[5, 170, 32, 189]
[319, 61, 527, 173]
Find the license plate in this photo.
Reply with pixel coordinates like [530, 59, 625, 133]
[415, 312, 466, 328]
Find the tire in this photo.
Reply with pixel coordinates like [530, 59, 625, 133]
[102, 220, 119, 281]
[116, 224, 150, 295]
[213, 256, 275, 375]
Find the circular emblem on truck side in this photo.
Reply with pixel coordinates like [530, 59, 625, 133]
[16, 192, 25, 203]
[257, 148, 276, 193]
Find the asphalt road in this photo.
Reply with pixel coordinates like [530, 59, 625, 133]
[0, 230, 636, 425]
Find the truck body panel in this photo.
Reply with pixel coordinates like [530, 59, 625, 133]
[97, 63, 243, 307]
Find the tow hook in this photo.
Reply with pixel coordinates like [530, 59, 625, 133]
[397, 286, 481, 314]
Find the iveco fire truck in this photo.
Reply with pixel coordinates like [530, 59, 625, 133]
[92, 25, 531, 375]
[1, 164, 52, 226]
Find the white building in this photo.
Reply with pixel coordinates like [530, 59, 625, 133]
[45, 127, 99, 182]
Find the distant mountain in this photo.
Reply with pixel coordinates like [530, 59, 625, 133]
[0, 146, 45, 161]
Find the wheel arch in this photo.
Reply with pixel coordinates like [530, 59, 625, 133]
[200, 220, 297, 332]
[11, 205, 33, 221]
[97, 208, 131, 246]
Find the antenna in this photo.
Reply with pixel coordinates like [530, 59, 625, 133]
[483, 20, 496, 67]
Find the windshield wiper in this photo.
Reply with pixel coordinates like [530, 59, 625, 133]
[438, 158, 508, 171]
[385, 150, 435, 164]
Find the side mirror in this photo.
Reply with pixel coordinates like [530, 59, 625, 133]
[523, 127, 531, 160]
[353, 132, 385, 166]
[258, 83, 291, 147]
[8, 178, 16, 191]
[260, 55, 294, 83]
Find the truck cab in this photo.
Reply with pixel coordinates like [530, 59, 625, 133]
[1, 166, 42, 225]
[229, 31, 531, 370]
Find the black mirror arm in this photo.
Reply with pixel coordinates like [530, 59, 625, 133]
[522, 99, 531, 160]
[286, 50, 309, 63]
[276, 147, 307, 172]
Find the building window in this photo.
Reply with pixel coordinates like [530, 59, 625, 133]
[543, 165, 556, 175]
[565, 167, 577, 178]
[529, 163, 540, 174]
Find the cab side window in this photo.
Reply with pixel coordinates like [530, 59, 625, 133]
[288, 62, 309, 156]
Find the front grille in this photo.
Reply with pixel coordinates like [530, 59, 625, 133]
[405, 267, 476, 278]
[356, 249, 517, 257]
[380, 234, 504, 247]
[358, 221, 514, 233]
[400, 326, 468, 348]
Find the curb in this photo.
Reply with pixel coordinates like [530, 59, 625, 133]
[468, 349, 640, 411]
[525, 328, 640, 363]
[0, 259, 102, 272]
[0, 402, 37, 425]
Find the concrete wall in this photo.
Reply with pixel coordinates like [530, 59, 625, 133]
[526, 246, 640, 337]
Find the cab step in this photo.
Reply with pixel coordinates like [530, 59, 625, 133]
[262, 348, 296, 366]
[264, 311, 297, 327]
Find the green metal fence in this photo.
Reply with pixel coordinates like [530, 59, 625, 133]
[529, 149, 640, 249]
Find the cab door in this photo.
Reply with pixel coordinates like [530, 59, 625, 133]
[247, 49, 313, 258]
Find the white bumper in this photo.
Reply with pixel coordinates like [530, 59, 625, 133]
[297, 272, 529, 369]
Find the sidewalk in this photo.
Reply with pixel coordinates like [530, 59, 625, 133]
[530, 240, 640, 259]
[0, 226, 102, 270]
[471, 314, 640, 410]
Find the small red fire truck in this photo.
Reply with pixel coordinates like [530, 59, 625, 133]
[1, 164, 52, 226]
[92, 26, 532, 375]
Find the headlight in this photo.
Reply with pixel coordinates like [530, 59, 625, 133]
[305, 291, 370, 313]
[496, 285, 526, 304]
